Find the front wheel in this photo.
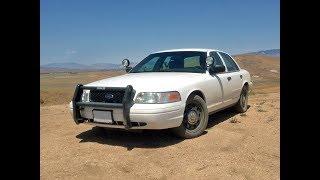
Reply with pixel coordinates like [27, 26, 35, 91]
[172, 95, 208, 139]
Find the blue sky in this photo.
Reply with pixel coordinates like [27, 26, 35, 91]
[41, 0, 279, 65]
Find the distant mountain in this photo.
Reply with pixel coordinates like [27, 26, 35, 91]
[43, 63, 89, 70]
[246, 49, 280, 57]
[89, 63, 122, 70]
[40, 62, 135, 73]
[41, 49, 279, 73]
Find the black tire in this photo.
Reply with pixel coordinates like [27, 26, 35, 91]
[172, 95, 208, 139]
[234, 85, 249, 113]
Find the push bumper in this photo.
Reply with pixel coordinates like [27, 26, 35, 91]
[70, 84, 184, 129]
[72, 84, 134, 129]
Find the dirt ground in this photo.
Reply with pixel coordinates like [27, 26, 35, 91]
[40, 92, 279, 180]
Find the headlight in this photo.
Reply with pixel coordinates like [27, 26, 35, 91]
[135, 91, 181, 104]
[81, 90, 90, 102]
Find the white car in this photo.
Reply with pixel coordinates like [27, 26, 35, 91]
[70, 49, 252, 138]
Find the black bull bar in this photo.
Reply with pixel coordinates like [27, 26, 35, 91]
[72, 84, 134, 129]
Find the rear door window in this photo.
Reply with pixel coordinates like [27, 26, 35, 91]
[218, 52, 239, 72]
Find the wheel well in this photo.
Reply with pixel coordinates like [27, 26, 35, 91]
[187, 90, 206, 102]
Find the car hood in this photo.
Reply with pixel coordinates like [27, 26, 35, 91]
[85, 72, 205, 92]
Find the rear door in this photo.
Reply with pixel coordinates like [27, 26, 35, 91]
[218, 52, 243, 105]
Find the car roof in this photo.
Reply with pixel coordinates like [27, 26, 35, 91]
[153, 48, 227, 54]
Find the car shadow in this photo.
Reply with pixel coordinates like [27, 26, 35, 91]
[76, 105, 250, 150]
[207, 108, 238, 128]
[76, 127, 183, 150]
[207, 105, 250, 129]
[207, 105, 251, 128]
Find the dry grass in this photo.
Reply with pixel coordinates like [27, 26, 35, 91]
[257, 107, 268, 112]
[259, 100, 267, 105]
[240, 113, 247, 117]
[229, 117, 240, 123]
[40, 71, 125, 105]
[266, 116, 275, 123]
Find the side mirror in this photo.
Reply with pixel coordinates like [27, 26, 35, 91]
[206, 56, 214, 67]
[209, 65, 225, 74]
[122, 59, 130, 67]
[122, 59, 132, 73]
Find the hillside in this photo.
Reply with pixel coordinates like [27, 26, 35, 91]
[243, 49, 280, 57]
[234, 54, 280, 94]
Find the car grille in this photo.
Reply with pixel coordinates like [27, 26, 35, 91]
[89, 89, 125, 103]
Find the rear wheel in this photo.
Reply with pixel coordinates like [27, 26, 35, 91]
[172, 95, 208, 139]
[234, 85, 249, 113]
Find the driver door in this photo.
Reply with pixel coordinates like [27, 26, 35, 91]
[218, 52, 243, 105]
[209, 51, 235, 106]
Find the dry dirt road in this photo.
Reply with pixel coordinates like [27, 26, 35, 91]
[40, 92, 279, 180]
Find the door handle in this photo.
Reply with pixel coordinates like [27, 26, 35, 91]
[240, 75, 243, 79]
[227, 77, 232, 81]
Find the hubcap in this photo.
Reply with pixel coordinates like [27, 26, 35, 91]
[187, 110, 199, 125]
[184, 105, 202, 130]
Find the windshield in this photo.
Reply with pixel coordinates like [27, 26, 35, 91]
[130, 51, 207, 73]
